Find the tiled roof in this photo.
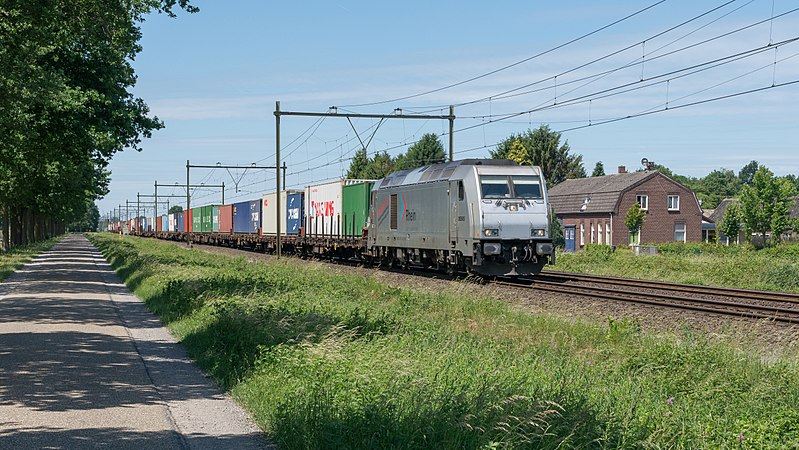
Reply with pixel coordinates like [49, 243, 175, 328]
[548, 171, 653, 214]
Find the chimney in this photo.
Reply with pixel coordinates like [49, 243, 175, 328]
[618, 165, 626, 174]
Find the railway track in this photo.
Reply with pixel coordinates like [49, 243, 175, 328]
[495, 272, 799, 324]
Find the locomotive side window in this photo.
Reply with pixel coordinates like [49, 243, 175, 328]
[511, 175, 542, 199]
[458, 181, 464, 201]
[480, 175, 510, 199]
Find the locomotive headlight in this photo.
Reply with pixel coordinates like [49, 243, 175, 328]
[531, 228, 546, 237]
[483, 228, 499, 237]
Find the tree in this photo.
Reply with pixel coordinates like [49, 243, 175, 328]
[739, 160, 760, 186]
[550, 209, 565, 248]
[67, 203, 100, 232]
[168, 205, 184, 214]
[592, 161, 605, 177]
[625, 203, 645, 244]
[718, 202, 741, 245]
[346, 148, 370, 179]
[395, 133, 445, 170]
[695, 169, 742, 209]
[491, 125, 586, 185]
[0, 1, 196, 248]
[506, 139, 529, 165]
[739, 166, 797, 244]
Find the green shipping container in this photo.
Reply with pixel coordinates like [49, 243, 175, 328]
[212, 205, 220, 232]
[342, 182, 373, 238]
[191, 207, 202, 232]
[191, 205, 217, 232]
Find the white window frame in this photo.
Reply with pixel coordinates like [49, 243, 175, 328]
[580, 223, 585, 247]
[606, 222, 611, 245]
[667, 195, 680, 211]
[597, 223, 603, 244]
[674, 223, 686, 242]
[590, 223, 595, 244]
[636, 194, 649, 211]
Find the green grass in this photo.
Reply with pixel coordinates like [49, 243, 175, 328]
[89, 234, 799, 449]
[0, 236, 62, 282]
[552, 242, 799, 292]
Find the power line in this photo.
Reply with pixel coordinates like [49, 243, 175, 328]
[338, 0, 669, 108]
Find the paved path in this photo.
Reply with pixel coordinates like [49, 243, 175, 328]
[0, 234, 272, 449]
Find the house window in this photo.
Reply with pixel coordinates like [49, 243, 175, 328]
[580, 223, 585, 247]
[674, 223, 686, 242]
[606, 222, 611, 245]
[598, 223, 603, 244]
[668, 195, 680, 211]
[636, 195, 648, 211]
[590, 223, 595, 244]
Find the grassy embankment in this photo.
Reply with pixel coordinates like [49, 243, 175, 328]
[0, 237, 62, 282]
[90, 234, 799, 449]
[553, 243, 799, 292]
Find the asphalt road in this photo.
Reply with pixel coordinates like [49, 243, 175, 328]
[0, 234, 273, 449]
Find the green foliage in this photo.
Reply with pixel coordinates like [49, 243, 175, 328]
[395, 133, 445, 170]
[347, 134, 446, 179]
[718, 202, 742, 244]
[584, 243, 613, 261]
[550, 212, 564, 248]
[739, 167, 797, 244]
[491, 125, 586, 185]
[0, 0, 196, 236]
[624, 203, 645, 234]
[67, 203, 100, 232]
[760, 263, 799, 291]
[168, 205, 184, 214]
[696, 169, 742, 209]
[0, 237, 60, 280]
[91, 234, 799, 448]
[739, 160, 760, 186]
[591, 161, 605, 177]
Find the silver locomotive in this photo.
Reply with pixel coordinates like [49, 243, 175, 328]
[367, 159, 554, 276]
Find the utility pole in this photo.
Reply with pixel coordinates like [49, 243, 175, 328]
[275, 101, 281, 258]
[449, 105, 455, 162]
[154, 181, 158, 218]
[186, 160, 191, 245]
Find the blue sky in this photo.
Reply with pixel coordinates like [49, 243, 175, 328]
[101, 0, 799, 217]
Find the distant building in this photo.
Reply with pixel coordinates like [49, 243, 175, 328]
[709, 197, 799, 244]
[548, 166, 703, 251]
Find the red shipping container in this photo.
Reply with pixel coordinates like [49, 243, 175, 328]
[219, 205, 233, 234]
[155, 217, 163, 232]
[185, 209, 193, 232]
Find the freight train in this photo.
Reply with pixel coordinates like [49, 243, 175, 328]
[123, 159, 555, 277]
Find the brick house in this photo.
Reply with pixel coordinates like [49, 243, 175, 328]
[710, 196, 799, 244]
[548, 166, 703, 251]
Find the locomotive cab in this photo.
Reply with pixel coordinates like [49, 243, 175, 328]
[471, 165, 554, 276]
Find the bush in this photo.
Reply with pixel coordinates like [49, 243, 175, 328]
[584, 243, 613, 262]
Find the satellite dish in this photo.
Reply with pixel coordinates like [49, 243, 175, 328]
[641, 157, 649, 167]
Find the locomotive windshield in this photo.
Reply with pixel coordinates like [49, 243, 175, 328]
[511, 175, 543, 199]
[480, 175, 511, 199]
[480, 175, 542, 199]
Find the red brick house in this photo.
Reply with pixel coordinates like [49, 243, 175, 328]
[548, 167, 703, 251]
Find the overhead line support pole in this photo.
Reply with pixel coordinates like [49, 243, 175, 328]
[275, 101, 281, 258]
[449, 105, 455, 162]
[187, 160, 191, 246]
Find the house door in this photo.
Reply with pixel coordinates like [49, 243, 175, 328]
[564, 226, 576, 252]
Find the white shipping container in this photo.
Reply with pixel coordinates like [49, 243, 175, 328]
[304, 179, 372, 237]
[148, 216, 156, 232]
[168, 213, 176, 232]
[262, 191, 302, 235]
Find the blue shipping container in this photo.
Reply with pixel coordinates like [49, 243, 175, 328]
[139, 217, 147, 231]
[233, 199, 262, 234]
[286, 192, 304, 235]
[176, 211, 184, 232]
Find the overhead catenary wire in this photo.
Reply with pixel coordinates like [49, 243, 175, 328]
[338, 0, 669, 108]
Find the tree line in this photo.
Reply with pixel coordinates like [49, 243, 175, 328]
[0, 1, 195, 250]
